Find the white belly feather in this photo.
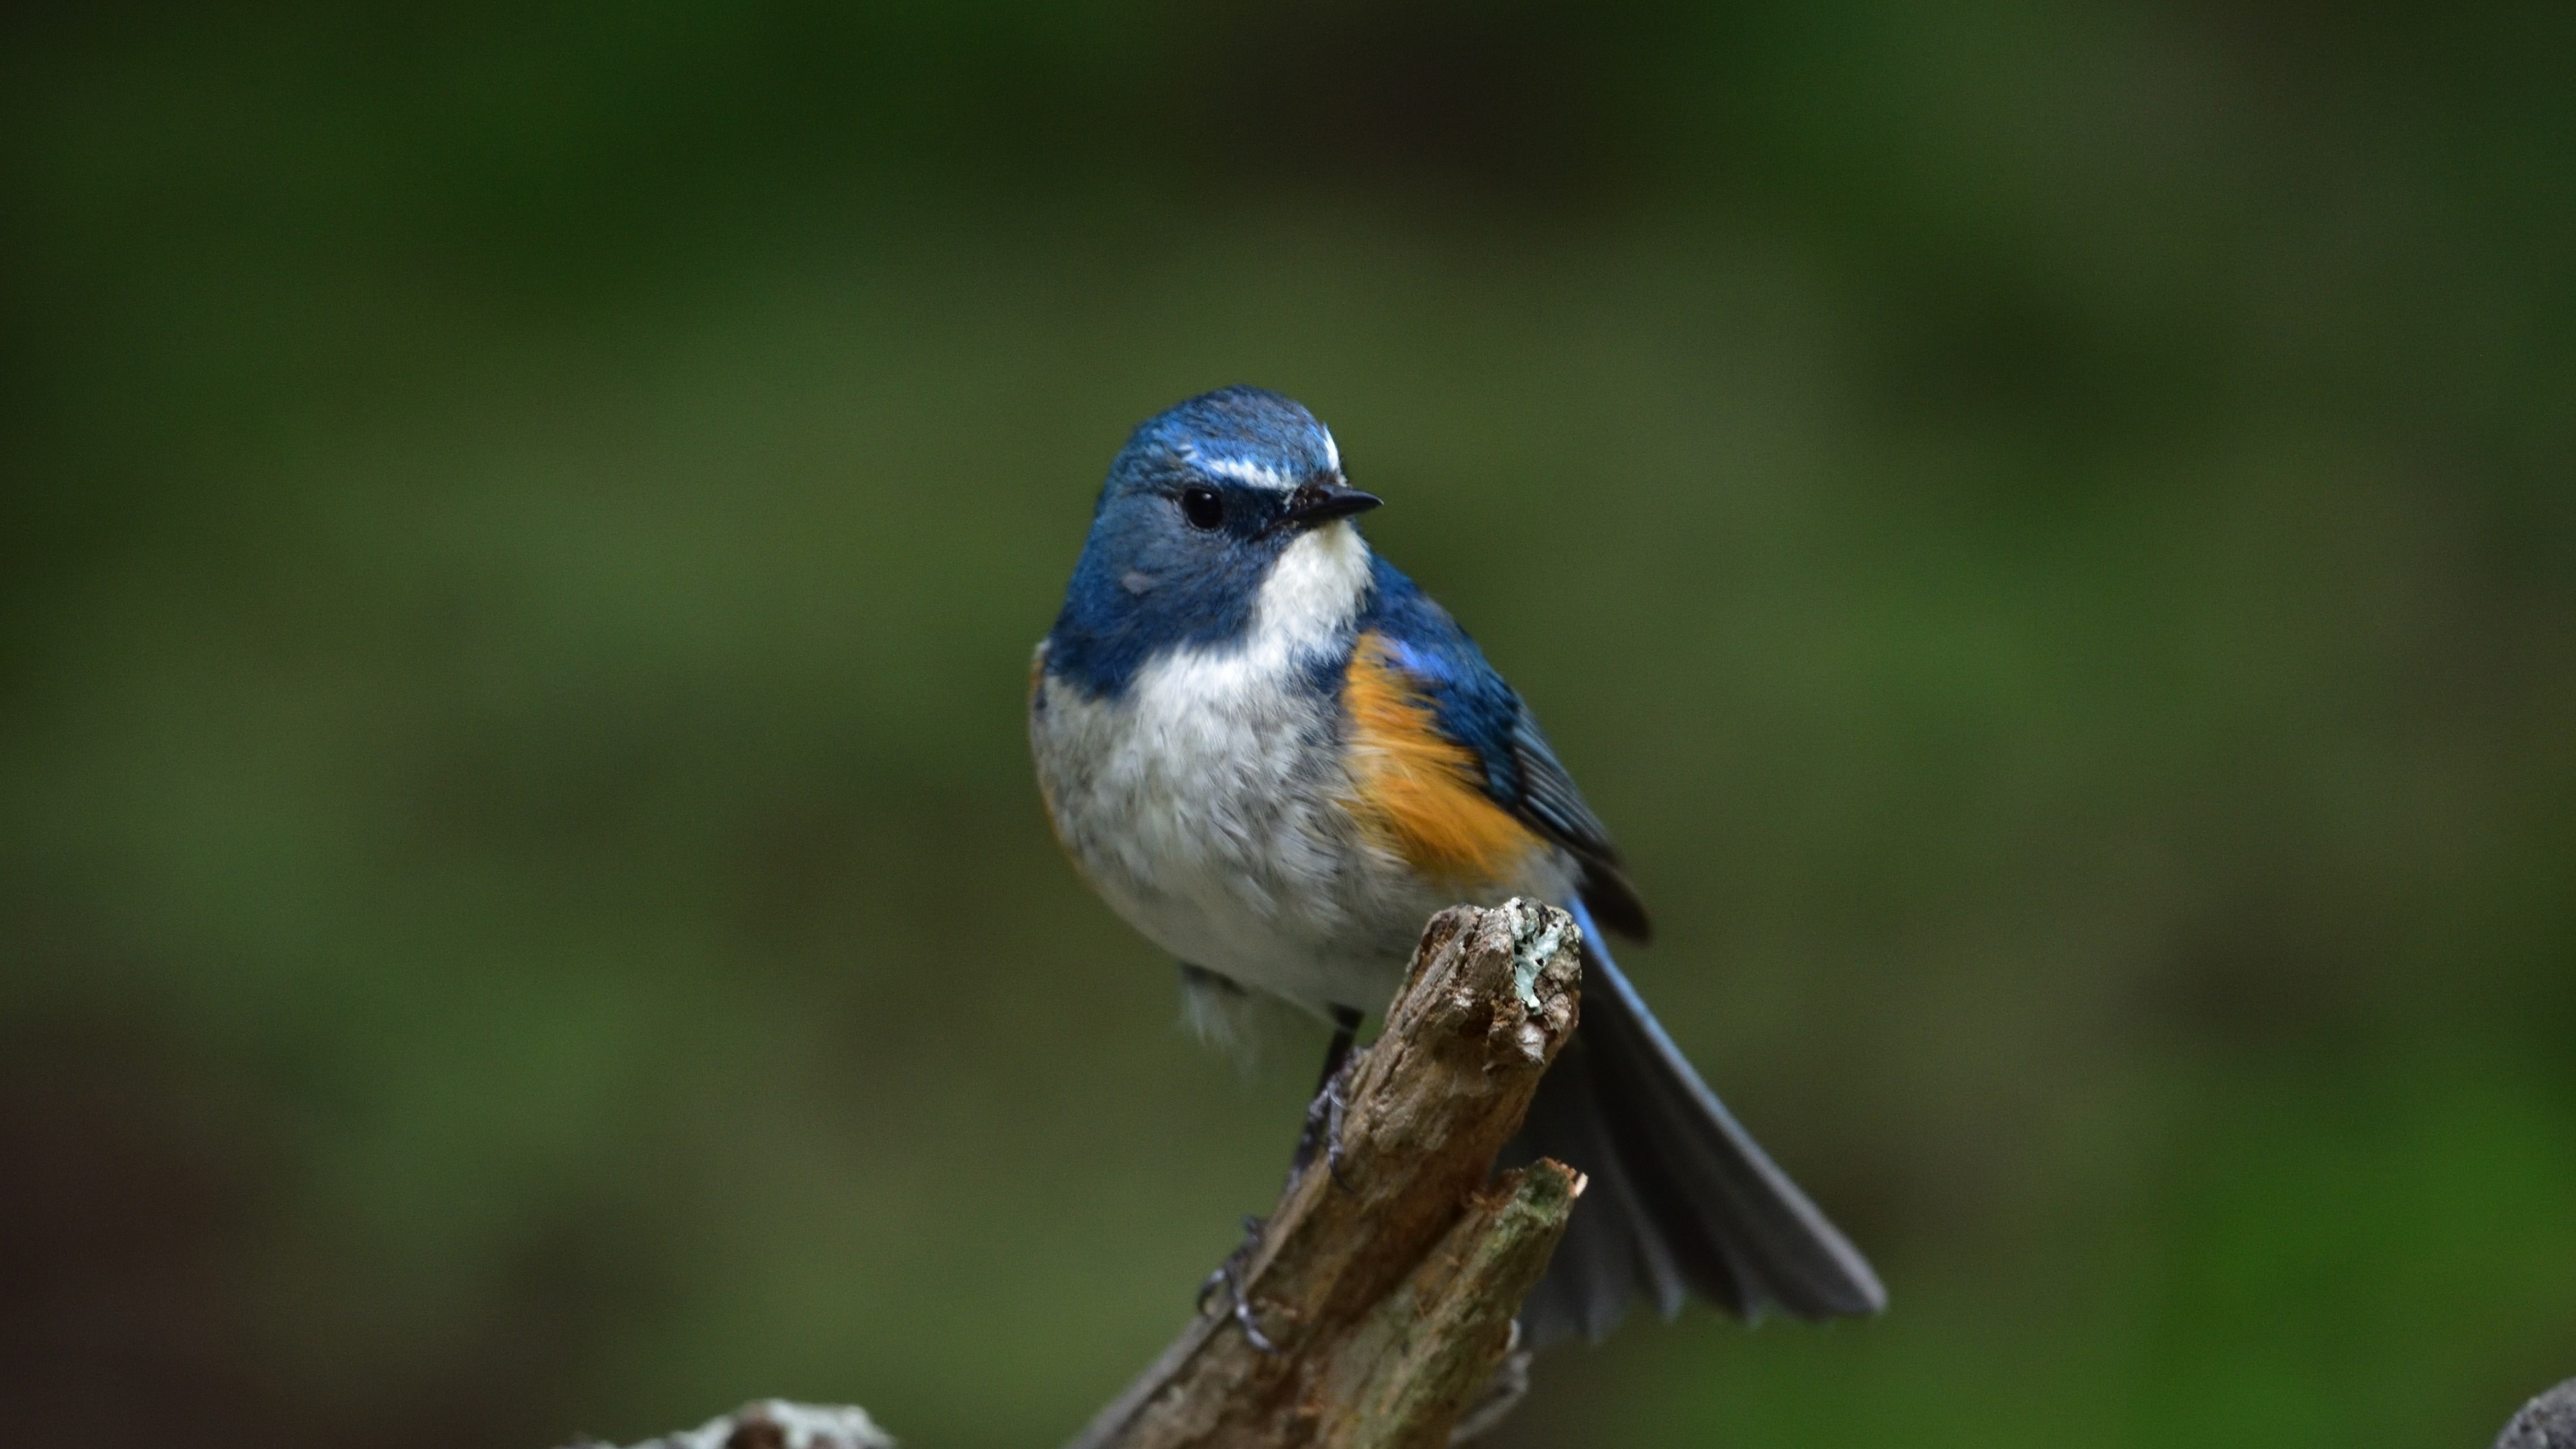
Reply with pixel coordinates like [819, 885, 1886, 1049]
[1031, 522, 1574, 1018]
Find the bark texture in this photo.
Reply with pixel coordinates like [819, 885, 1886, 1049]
[569, 1400, 893, 1449]
[2498, 1379, 2576, 1449]
[1065, 898, 1585, 1449]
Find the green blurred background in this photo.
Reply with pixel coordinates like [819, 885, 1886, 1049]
[4, 2, 2571, 1445]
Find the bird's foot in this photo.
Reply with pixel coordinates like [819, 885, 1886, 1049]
[1195, 1214, 1279, 1354]
[1291, 1057, 1357, 1192]
[1287, 1004, 1364, 1193]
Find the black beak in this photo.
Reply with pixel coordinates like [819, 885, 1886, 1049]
[1282, 478, 1384, 527]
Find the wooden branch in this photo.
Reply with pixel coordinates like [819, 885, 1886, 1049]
[2498, 1379, 2576, 1449]
[568, 1400, 894, 1449]
[567, 900, 1587, 1449]
[1066, 898, 1586, 1449]
[576, 906, 2575, 1449]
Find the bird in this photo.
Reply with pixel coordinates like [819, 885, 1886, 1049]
[1028, 384, 1884, 1346]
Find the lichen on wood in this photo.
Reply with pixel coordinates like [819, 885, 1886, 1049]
[568, 1400, 894, 1449]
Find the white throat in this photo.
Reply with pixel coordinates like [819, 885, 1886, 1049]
[1253, 520, 1373, 659]
[1133, 520, 1372, 703]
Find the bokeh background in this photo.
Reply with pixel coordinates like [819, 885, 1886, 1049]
[5, 3, 2572, 1446]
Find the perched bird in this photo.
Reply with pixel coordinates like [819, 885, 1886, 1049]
[1028, 386, 1884, 1344]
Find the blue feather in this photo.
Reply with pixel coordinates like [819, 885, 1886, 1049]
[1354, 557, 1642, 936]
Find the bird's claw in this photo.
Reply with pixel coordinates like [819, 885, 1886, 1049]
[1197, 1215, 1279, 1354]
[1293, 1062, 1356, 1192]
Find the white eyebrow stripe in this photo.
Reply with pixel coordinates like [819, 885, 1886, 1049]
[1197, 455, 1295, 490]
[1320, 427, 1340, 473]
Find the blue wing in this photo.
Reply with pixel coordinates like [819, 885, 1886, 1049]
[1355, 557, 1653, 941]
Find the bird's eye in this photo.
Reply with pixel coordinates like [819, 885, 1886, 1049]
[1179, 486, 1225, 531]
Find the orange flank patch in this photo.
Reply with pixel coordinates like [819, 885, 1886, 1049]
[1341, 632, 1544, 888]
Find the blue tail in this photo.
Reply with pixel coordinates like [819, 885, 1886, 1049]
[1504, 900, 1885, 1343]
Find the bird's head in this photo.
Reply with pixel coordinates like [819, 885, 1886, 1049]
[1046, 386, 1382, 694]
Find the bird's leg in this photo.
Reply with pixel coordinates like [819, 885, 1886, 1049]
[1193, 1006, 1364, 1354]
[1196, 1214, 1280, 1353]
[1291, 1005, 1364, 1190]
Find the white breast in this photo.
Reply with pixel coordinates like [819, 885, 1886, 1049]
[1032, 523, 1438, 1014]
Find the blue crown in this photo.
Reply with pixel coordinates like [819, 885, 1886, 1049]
[1100, 386, 1340, 504]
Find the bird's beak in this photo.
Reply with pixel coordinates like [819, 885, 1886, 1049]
[1282, 479, 1384, 527]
